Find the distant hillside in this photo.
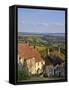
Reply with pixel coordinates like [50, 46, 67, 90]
[18, 32, 65, 37]
[46, 33, 65, 36]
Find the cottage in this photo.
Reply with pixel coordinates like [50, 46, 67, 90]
[18, 43, 45, 75]
[54, 64, 61, 77]
[44, 56, 65, 77]
[60, 63, 65, 77]
[44, 57, 54, 77]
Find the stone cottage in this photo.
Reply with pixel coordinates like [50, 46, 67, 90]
[44, 56, 65, 77]
[18, 43, 45, 75]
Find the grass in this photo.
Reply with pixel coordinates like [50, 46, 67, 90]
[17, 75, 65, 82]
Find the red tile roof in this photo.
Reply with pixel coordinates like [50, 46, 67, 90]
[18, 43, 43, 62]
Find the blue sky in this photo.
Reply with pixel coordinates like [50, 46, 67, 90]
[18, 8, 65, 33]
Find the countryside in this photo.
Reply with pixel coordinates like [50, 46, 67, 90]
[17, 32, 65, 82]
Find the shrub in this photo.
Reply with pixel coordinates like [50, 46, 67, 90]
[18, 59, 30, 81]
[18, 69, 30, 81]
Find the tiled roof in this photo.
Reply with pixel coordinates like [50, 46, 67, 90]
[18, 43, 43, 62]
[46, 56, 64, 66]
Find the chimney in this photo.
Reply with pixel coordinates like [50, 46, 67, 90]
[48, 48, 50, 55]
[58, 47, 60, 54]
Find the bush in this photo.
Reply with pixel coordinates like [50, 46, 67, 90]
[18, 69, 30, 81]
[18, 59, 30, 81]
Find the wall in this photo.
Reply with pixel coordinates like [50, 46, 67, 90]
[0, 0, 69, 90]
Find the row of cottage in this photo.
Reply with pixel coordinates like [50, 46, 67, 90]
[18, 43, 65, 77]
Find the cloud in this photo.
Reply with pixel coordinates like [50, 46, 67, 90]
[21, 21, 49, 26]
[53, 23, 64, 26]
[41, 23, 49, 26]
[21, 21, 64, 27]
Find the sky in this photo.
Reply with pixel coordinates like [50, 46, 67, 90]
[18, 8, 65, 33]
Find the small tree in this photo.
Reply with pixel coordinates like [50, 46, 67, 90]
[18, 59, 30, 81]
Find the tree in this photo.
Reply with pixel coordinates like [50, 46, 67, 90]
[18, 59, 30, 81]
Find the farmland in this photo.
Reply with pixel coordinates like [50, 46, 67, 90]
[18, 32, 65, 81]
[18, 32, 65, 59]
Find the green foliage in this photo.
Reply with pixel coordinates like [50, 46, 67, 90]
[18, 69, 30, 81]
[60, 48, 65, 54]
[18, 60, 30, 81]
[39, 48, 48, 59]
